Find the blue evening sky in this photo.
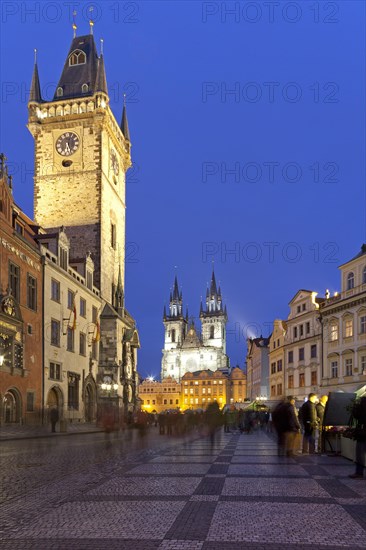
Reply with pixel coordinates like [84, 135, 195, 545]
[0, 1, 365, 378]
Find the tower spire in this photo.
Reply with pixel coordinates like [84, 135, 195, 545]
[121, 95, 131, 142]
[29, 50, 42, 103]
[72, 10, 77, 37]
[95, 52, 108, 94]
[89, 6, 94, 34]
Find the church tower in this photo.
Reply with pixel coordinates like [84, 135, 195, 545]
[200, 270, 228, 353]
[27, 31, 131, 302]
[161, 276, 188, 380]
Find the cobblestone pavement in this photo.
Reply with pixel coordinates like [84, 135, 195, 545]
[1, 429, 366, 549]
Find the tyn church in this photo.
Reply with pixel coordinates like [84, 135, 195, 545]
[161, 271, 229, 381]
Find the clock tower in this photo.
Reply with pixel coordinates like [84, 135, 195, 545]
[27, 33, 131, 301]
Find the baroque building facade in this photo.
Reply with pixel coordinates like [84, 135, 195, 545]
[246, 336, 270, 401]
[161, 272, 229, 382]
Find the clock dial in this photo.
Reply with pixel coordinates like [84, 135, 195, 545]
[56, 132, 79, 156]
[110, 149, 119, 176]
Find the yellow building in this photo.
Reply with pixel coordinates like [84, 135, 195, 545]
[269, 320, 287, 401]
[139, 377, 181, 413]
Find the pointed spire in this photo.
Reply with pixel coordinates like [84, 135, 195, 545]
[72, 10, 77, 38]
[95, 54, 108, 94]
[210, 269, 218, 297]
[29, 50, 42, 103]
[121, 97, 131, 142]
[172, 275, 180, 301]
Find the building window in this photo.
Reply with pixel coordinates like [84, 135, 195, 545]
[171, 329, 176, 343]
[288, 351, 293, 363]
[288, 375, 294, 389]
[68, 372, 80, 410]
[310, 344, 317, 358]
[69, 50, 86, 66]
[297, 306, 301, 313]
[302, 304, 306, 311]
[82, 83, 89, 93]
[330, 323, 338, 341]
[277, 383, 282, 395]
[363, 267, 366, 284]
[67, 289, 75, 310]
[210, 325, 215, 339]
[311, 371, 317, 385]
[361, 355, 366, 374]
[9, 262, 20, 301]
[51, 319, 60, 347]
[271, 362, 276, 374]
[164, 399, 167, 405]
[67, 327, 74, 352]
[293, 327, 297, 338]
[15, 221, 24, 235]
[60, 247, 68, 270]
[271, 385, 276, 396]
[50, 362, 61, 380]
[347, 272, 354, 290]
[26, 392, 35, 412]
[345, 358, 353, 377]
[331, 361, 338, 378]
[299, 348, 305, 361]
[80, 298, 86, 317]
[27, 274, 37, 311]
[306, 322, 310, 334]
[111, 224, 116, 249]
[277, 359, 283, 372]
[345, 319, 353, 338]
[51, 279, 60, 302]
[56, 86, 63, 97]
[299, 373, 305, 387]
[360, 315, 366, 334]
[300, 325, 304, 337]
[79, 332, 86, 356]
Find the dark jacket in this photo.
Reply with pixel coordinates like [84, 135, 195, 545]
[300, 401, 317, 432]
[316, 402, 326, 427]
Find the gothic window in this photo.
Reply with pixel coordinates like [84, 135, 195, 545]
[171, 329, 176, 343]
[69, 50, 86, 66]
[9, 262, 20, 301]
[111, 224, 116, 249]
[56, 87, 63, 97]
[347, 272, 354, 290]
[82, 83, 89, 93]
[210, 325, 215, 339]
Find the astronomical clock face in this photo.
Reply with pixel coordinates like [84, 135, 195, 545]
[110, 149, 119, 176]
[56, 132, 80, 156]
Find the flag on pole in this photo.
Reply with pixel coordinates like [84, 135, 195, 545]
[92, 318, 100, 342]
[68, 293, 77, 331]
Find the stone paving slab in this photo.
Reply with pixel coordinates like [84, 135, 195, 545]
[2, 429, 365, 548]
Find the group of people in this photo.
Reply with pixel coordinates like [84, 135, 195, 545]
[272, 393, 328, 457]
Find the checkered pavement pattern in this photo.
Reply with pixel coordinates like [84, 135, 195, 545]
[2, 431, 366, 549]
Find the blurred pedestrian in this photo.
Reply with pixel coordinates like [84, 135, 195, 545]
[349, 396, 366, 479]
[272, 400, 287, 456]
[284, 396, 301, 457]
[50, 407, 59, 433]
[300, 393, 318, 454]
[316, 395, 328, 453]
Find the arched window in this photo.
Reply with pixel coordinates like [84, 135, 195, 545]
[210, 325, 215, 339]
[171, 329, 176, 343]
[56, 87, 63, 97]
[69, 50, 86, 66]
[81, 83, 89, 93]
[347, 272, 354, 290]
[363, 266, 366, 284]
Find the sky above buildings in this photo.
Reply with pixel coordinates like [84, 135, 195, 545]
[0, 1, 365, 378]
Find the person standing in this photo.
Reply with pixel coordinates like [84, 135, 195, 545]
[349, 396, 366, 479]
[50, 407, 59, 433]
[284, 396, 301, 457]
[316, 395, 328, 453]
[300, 393, 318, 454]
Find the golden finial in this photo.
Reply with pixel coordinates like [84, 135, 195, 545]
[100, 38, 104, 55]
[72, 10, 77, 38]
[89, 6, 94, 34]
[34, 48, 37, 63]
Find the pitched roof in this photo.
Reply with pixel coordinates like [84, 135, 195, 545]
[339, 244, 366, 267]
[29, 62, 42, 103]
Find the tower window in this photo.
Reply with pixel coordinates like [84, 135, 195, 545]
[111, 224, 116, 249]
[347, 272, 354, 290]
[69, 50, 86, 66]
[82, 83, 89, 93]
[171, 329, 176, 343]
[56, 87, 63, 97]
[210, 325, 215, 339]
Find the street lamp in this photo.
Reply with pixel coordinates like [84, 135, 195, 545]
[0, 354, 4, 367]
